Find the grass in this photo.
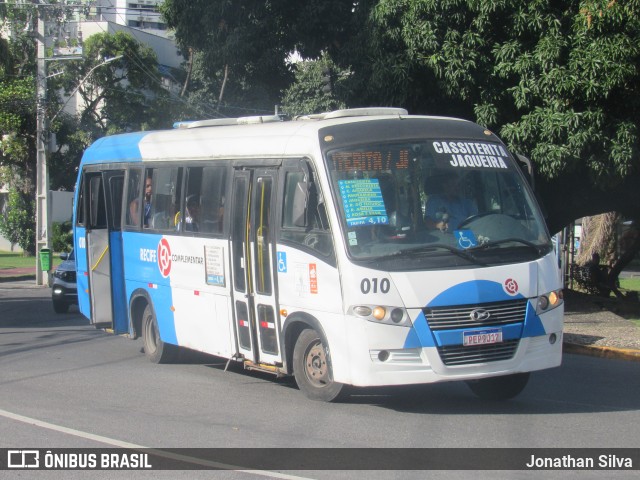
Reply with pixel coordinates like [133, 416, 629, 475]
[0, 250, 63, 270]
[619, 277, 640, 292]
[618, 278, 640, 326]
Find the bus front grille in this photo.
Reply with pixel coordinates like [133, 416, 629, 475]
[437, 339, 519, 366]
[424, 299, 528, 330]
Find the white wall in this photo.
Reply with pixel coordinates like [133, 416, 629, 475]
[0, 191, 73, 253]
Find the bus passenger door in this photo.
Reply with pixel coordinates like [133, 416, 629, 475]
[230, 168, 282, 365]
[85, 170, 125, 329]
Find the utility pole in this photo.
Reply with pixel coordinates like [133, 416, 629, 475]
[34, 0, 85, 286]
[35, 1, 50, 287]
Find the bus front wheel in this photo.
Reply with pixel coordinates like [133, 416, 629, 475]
[293, 329, 345, 402]
[465, 372, 530, 400]
[142, 304, 177, 364]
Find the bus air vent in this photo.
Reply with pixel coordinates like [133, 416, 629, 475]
[437, 339, 519, 366]
[173, 115, 282, 129]
[296, 107, 408, 121]
[424, 299, 528, 331]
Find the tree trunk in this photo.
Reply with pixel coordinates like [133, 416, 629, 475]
[576, 212, 619, 266]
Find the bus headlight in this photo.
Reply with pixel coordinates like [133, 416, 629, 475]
[536, 289, 564, 314]
[349, 305, 411, 326]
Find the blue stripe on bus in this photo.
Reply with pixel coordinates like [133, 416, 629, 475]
[404, 280, 546, 348]
[122, 232, 177, 345]
[426, 280, 522, 307]
[522, 301, 546, 337]
[80, 132, 150, 165]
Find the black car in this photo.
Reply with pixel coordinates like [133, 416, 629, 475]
[51, 250, 77, 313]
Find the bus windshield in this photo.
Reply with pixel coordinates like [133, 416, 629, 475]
[324, 139, 551, 269]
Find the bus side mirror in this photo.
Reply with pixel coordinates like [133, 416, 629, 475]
[292, 180, 309, 228]
[516, 154, 535, 190]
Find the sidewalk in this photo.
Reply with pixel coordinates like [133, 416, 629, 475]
[0, 266, 36, 282]
[562, 289, 640, 361]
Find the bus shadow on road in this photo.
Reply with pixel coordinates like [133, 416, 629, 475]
[336, 363, 640, 415]
[139, 345, 640, 416]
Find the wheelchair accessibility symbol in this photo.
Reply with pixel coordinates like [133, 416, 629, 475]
[277, 251, 287, 273]
[454, 229, 478, 250]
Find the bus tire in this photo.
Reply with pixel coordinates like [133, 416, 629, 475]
[142, 304, 177, 364]
[465, 372, 530, 400]
[293, 329, 345, 402]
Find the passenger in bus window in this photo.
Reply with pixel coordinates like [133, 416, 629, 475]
[143, 175, 153, 227]
[425, 173, 477, 232]
[185, 195, 200, 232]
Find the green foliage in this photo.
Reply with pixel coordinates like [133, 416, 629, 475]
[0, 76, 36, 174]
[50, 31, 170, 134]
[281, 55, 348, 117]
[359, 0, 640, 231]
[51, 221, 72, 253]
[367, 1, 640, 172]
[161, 0, 359, 117]
[0, 187, 35, 255]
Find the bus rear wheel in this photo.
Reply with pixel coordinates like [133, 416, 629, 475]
[466, 372, 530, 400]
[142, 304, 177, 364]
[293, 329, 345, 402]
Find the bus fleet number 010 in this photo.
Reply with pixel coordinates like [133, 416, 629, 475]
[360, 278, 390, 294]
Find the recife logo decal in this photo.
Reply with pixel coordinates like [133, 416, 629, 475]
[157, 238, 172, 278]
[504, 278, 519, 295]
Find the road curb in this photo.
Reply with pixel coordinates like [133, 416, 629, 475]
[563, 341, 640, 362]
[0, 275, 36, 283]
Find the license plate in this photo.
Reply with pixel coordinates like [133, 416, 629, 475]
[463, 328, 503, 346]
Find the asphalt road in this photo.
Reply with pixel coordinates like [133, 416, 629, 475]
[1, 282, 639, 479]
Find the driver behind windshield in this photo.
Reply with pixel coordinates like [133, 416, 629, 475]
[425, 173, 478, 232]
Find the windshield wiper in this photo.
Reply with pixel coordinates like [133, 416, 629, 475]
[469, 238, 543, 255]
[389, 244, 487, 265]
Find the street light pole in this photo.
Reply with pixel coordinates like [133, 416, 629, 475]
[49, 55, 123, 125]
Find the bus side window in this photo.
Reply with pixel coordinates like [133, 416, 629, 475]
[88, 174, 107, 229]
[281, 170, 334, 259]
[182, 167, 203, 233]
[146, 167, 180, 231]
[125, 169, 142, 228]
[109, 175, 124, 230]
[183, 166, 227, 235]
[199, 166, 227, 235]
[76, 175, 86, 227]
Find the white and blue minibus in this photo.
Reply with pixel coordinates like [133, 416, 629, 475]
[73, 108, 563, 401]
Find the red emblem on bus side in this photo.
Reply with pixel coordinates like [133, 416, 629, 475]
[157, 238, 172, 278]
[504, 278, 518, 295]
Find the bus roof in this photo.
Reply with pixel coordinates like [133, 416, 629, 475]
[79, 108, 487, 166]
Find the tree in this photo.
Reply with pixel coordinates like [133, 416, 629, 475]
[365, 1, 638, 220]
[0, 187, 35, 254]
[1, 5, 39, 254]
[51, 31, 174, 135]
[281, 54, 348, 117]
[160, 0, 360, 117]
